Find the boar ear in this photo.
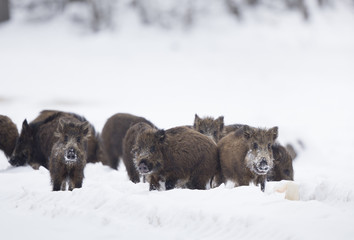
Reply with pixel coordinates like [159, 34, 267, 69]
[55, 118, 66, 137]
[22, 119, 29, 130]
[155, 129, 166, 143]
[242, 125, 253, 140]
[22, 119, 32, 134]
[217, 116, 224, 131]
[58, 118, 67, 132]
[81, 121, 91, 137]
[193, 114, 201, 128]
[268, 126, 278, 142]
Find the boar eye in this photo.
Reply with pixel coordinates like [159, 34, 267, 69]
[64, 135, 68, 142]
[131, 147, 137, 154]
[199, 130, 205, 134]
[253, 143, 258, 149]
[150, 146, 155, 153]
[268, 143, 271, 150]
[77, 136, 81, 143]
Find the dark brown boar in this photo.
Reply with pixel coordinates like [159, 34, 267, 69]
[100, 113, 155, 169]
[122, 122, 156, 183]
[133, 126, 218, 191]
[0, 115, 19, 159]
[217, 125, 278, 191]
[193, 114, 224, 143]
[223, 124, 300, 163]
[267, 143, 294, 181]
[49, 117, 91, 191]
[32, 110, 100, 164]
[285, 143, 297, 161]
[221, 123, 295, 182]
[9, 110, 97, 169]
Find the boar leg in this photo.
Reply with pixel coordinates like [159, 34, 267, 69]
[52, 179, 62, 191]
[68, 168, 84, 191]
[148, 174, 160, 191]
[165, 177, 177, 190]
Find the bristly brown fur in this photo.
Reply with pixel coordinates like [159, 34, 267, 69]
[0, 115, 19, 158]
[133, 126, 218, 191]
[122, 122, 156, 183]
[217, 125, 278, 191]
[268, 143, 294, 181]
[220, 123, 293, 183]
[193, 114, 224, 143]
[99, 113, 155, 170]
[285, 143, 297, 160]
[9, 110, 98, 169]
[49, 117, 91, 191]
[34, 110, 100, 164]
[221, 124, 245, 138]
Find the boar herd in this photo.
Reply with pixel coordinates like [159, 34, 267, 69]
[0, 111, 296, 192]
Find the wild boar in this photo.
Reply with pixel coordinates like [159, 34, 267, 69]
[9, 110, 97, 169]
[0, 115, 18, 159]
[193, 114, 224, 143]
[133, 126, 218, 191]
[217, 125, 278, 191]
[122, 122, 156, 183]
[49, 117, 91, 191]
[100, 113, 155, 169]
[267, 143, 294, 181]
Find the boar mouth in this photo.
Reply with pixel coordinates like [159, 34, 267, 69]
[253, 166, 269, 175]
[253, 162, 270, 175]
[136, 160, 161, 175]
[9, 155, 26, 167]
[137, 159, 153, 175]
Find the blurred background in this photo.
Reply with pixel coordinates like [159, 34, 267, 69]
[1, 0, 351, 31]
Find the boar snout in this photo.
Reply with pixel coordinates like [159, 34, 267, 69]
[65, 147, 77, 162]
[138, 159, 150, 174]
[9, 155, 25, 166]
[255, 157, 271, 175]
[259, 158, 269, 171]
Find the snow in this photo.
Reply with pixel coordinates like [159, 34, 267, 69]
[1, 2, 354, 240]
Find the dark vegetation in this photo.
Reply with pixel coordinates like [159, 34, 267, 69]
[8, 0, 345, 31]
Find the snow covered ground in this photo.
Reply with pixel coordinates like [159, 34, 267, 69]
[1, 2, 354, 239]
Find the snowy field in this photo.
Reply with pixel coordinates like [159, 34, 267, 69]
[1, 2, 354, 240]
